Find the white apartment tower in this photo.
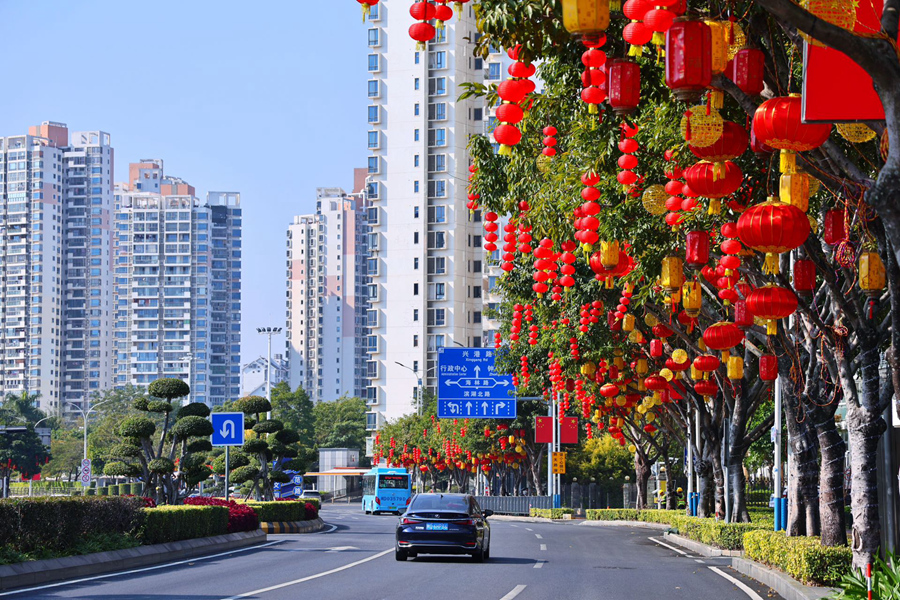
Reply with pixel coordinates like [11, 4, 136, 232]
[0, 122, 114, 415]
[286, 175, 370, 402]
[363, 1, 493, 439]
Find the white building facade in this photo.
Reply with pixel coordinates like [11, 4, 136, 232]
[363, 1, 497, 444]
[241, 354, 289, 398]
[286, 179, 370, 403]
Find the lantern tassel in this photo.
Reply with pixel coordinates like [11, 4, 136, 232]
[588, 103, 599, 114]
[610, 0, 622, 10]
[780, 150, 797, 174]
[713, 161, 725, 181]
[684, 110, 692, 141]
[436, 19, 446, 32]
[651, 32, 666, 46]
[362, 4, 371, 21]
[763, 253, 780, 275]
[708, 199, 721, 215]
[498, 144, 512, 156]
[766, 320, 777, 336]
[628, 44, 644, 57]
[454, 1, 463, 17]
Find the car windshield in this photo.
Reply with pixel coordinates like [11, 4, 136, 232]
[409, 495, 469, 512]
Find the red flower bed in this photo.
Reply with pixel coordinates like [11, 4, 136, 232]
[184, 497, 259, 533]
[304, 502, 318, 521]
[122, 494, 157, 508]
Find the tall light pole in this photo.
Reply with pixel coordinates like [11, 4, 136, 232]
[395, 362, 422, 416]
[257, 327, 282, 420]
[65, 399, 111, 465]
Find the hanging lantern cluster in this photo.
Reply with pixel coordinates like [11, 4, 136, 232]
[575, 171, 602, 249]
[559, 241, 578, 291]
[663, 151, 686, 227]
[532, 238, 559, 296]
[510, 305, 523, 343]
[580, 36, 608, 115]
[483, 211, 499, 252]
[433, 0, 454, 30]
[501, 221, 517, 272]
[409, 1, 437, 49]
[617, 124, 640, 189]
[542, 126, 559, 156]
[579, 300, 604, 333]
[466, 164, 480, 212]
[494, 48, 535, 156]
[623, 0, 654, 56]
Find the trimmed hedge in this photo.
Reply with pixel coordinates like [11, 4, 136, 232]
[585, 508, 681, 523]
[247, 501, 304, 522]
[530, 508, 575, 519]
[141, 506, 229, 545]
[743, 530, 851, 587]
[0, 497, 145, 555]
[184, 498, 259, 533]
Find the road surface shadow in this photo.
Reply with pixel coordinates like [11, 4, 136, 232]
[410, 555, 535, 565]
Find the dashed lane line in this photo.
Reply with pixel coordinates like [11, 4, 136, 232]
[708, 567, 764, 600]
[648, 537, 688, 555]
[540, 544, 547, 551]
[533, 560, 545, 569]
[534, 534, 543, 539]
[500, 585, 527, 600]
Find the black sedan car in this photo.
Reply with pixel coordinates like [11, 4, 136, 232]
[395, 493, 492, 562]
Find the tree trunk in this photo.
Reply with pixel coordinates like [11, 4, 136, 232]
[814, 414, 848, 546]
[634, 452, 651, 510]
[696, 457, 715, 518]
[786, 418, 821, 536]
[665, 459, 679, 510]
[712, 454, 725, 519]
[847, 401, 888, 569]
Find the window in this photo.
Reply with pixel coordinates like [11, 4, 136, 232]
[428, 154, 446, 172]
[428, 205, 446, 223]
[413, 231, 419, 244]
[473, 260, 482, 273]
[414, 155, 420, 167]
[367, 156, 380, 174]
[474, 57, 483, 70]
[428, 308, 446, 326]
[414, 180, 420, 193]
[473, 311, 483, 324]
[413, 283, 419, 295]
[428, 129, 446, 147]
[427, 231, 446, 249]
[414, 257, 419, 269]
[427, 180, 447, 197]
[471, 285, 482, 299]
[367, 207, 380, 224]
[427, 257, 446, 274]
[367, 80, 380, 97]
[366, 181, 379, 198]
[415, 51, 420, 65]
[427, 334, 446, 351]
[488, 62, 502, 80]
[430, 283, 446, 300]
[434, 26, 446, 43]
[472, 235, 482, 247]
[428, 77, 447, 96]
[369, 3, 379, 19]
[413, 309, 419, 322]
[367, 54, 379, 71]
[428, 103, 447, 121]
[414, 103, 420, 116]
[367, 131, 380, 149]
[367, 105, 380, 123]
[414, 78, 420, 90]
[414, 206, 420, 218]
[367, 28, 380, 46]
[413, 335, 419, 347]
[473, 107, 483, 121]
[414, 129, 420, 142]
[429, 51, 447, 69]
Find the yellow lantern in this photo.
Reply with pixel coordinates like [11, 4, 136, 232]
[628, 444, 637, 453]
[616, 417, 624, 428]
[616, 395, 627, 407]
[660, 256, 685, 293]
[682, 281, 702, 317]
[600, 240, 620, 269]
[511, 462, 520, 470]
[636, 358, 649, 375]
[727, 356, 744, 380]
[508, 435, 516, 444]
[581, 361, 597, 376]
[660, 368, 674, 381]
[561, 0, 611, 37]
[628, 329, 645, 344]
[800, 0, 856, 47]
[622, 313, 635, 332]
[646, 412, 656, 423]
[644, 313, 659, 327]
[642, 184, 668, 216]
[836, 123, 877, 143]
[725, 22, 747, 59]
[680, 105, 724, 148]
[859, 251, 886, 296]
[614, 352, 625, 370]
[704, 20, 729, 77]
[780, 174, 810, 213]
[672, 349, 689, 364]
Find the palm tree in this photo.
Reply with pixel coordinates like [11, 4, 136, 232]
[0, 392, 45, 426]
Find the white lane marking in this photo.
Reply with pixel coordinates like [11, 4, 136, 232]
[0, 541, 280, 598]
[510, 524, 519, 528]
[648, 537, 687, 555]
[708, 566, 764, 600]
[317, 524, 339, 534]
[525, 527, 533, 531]
[695, 559, 706, 564]
[535, 534, 543, 539]
[540, 544, 547, 551]
[533, 560, 545, 569]
[500, 585, 527, 600]
[221, 549, 392, 600]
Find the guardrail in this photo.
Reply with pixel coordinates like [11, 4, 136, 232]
[475, 496, 552, 516]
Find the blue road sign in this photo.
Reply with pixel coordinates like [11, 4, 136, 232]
[211, 412, 245, 447]
[437, 348, 516, 419]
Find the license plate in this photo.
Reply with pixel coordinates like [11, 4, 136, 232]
[426, 523, 448, 531]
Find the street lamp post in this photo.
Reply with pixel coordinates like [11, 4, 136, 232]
[395, 362, 422, 417]
[65, 398, 111, 491]
[257, 327, 283, 420]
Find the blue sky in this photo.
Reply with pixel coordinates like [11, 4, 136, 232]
[0, 0, 368, 362]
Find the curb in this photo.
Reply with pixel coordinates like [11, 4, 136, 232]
[580, 520, 670, 531]
[662, 532, 837, 600]
[260, 518, 326, 534]
[0, 530, 267, 592]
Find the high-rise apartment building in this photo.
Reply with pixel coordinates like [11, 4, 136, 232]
[286, 174, 370, 402]
[363, 1, 498, 439]
[113, 162, 241, 407]
[0, 122, 115, 415]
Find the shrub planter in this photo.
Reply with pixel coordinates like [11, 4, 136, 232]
[259, 518, 326, 534]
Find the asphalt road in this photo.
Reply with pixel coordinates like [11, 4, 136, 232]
[2, 503, 783, 600]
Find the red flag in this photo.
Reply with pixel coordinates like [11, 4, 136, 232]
[560, 417, 579, 445]
[535, 417, 553, 444]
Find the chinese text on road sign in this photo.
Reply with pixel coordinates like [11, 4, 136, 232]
[437, 348, 515, 419]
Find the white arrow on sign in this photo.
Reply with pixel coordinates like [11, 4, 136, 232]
[494, 402, 507, 415]
[465, 401, 473, 413]
[481, 401, 489, 414]
[220, 420, 235, 440]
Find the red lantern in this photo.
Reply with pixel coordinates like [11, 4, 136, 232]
[693, 354, 721, 373]
[823, 209, 847, 245]
[792, 259, 816, 296]
[608, 60, 641, 116]
[689, 121, 749, 166]
[665, 18, 712, 102]
[759, 354, 778, 382]
[746, 285, 798, 335]
[702, 322, 744, 360]
[644, 375, 668, 390]
[683, 161, 743, 199]
[728, 47, 765, 96]
[752, 95, 832, 173]
[685, 231, 710, 269]
[737, 200, 810, 274]
[650, 339, 663, 357]
[694, 379, 719, 397]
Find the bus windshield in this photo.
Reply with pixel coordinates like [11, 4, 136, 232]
[378, 474, 409, 489]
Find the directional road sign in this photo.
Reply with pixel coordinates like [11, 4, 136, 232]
[437, 347, 515, 419]
[211, 412, 245, 447]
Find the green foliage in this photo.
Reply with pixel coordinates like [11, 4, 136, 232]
[230, 465, 260, 484]
[0, 427, 51, 479]
[148, 458, 175, 474]
[269, 470, 291, 484]
[253, 419, 284, 434]
[146, 401, 173, 414]
[313, 396, 367, 450]
[109, 443, 142, 459]
[140, 506, 229, 545]
[148, 378, 191, 401]
[244, 501, 311, 522]
[170, 415, 213, 439]
[831, 552, 900, 599]
[177, 403, 211, 419]
[119, 416, 156, 439]
[243, 439, 269, 454]
[744, 530, 852, 587]
[0, 497, 145, 555]
[568, 435, 634, 488]
[212, 451, 250, 474]
[133, 396, 150, 411]
[187, 439, 213, 453]
[103, 461, 141, 477]
[274, 428, 300, 445]
[530, 508, 575, 519]
[234, 396, 271, 416]
[269, 382, 315, 447]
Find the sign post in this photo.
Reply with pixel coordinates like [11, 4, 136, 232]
[211, 413, 245, 501]
[436, 348, 515, 419]
[80, 459, 92, 489]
